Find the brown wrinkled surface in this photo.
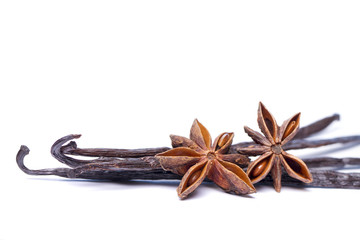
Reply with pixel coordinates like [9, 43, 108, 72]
[16, 113, 360, 195]
[246, 102, 313, 192]
[156, 119, 255, 199]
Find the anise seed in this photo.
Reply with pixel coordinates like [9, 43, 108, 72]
[283, 121, 296, 140]
[187, 170, 202, 186]
[251, 160, 268, 178]
[217, 133, 230, 148]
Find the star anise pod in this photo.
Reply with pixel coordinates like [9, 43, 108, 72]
[245, 102, 313, 192]
[155, 119, 255, 199]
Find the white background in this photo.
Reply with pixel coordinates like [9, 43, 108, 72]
[1, 1, 360, 239]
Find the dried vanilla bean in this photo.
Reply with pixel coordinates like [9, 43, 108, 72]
[61, 139, 170, 158]
[17, 146, 360, 189]
[57, 114, 340, 163]
[234, 135, 360, 156]
[263, 170, 360, 189]
[17, 145, 176, 180]
[51, 134, 169, 168]
[55, 134, 360, 164]
[293, 114, 340, 139]
[63, 136, 360, 159]
[17, 145, 70, 178]
[55, 134, 252, 169]
[303, 157, 360, 169]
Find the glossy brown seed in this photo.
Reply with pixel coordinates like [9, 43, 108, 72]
[251, 160, 268, 178]
[186, 169, 202, 186]
[217, 133, 231, 148]
[283, 121, 296, 140]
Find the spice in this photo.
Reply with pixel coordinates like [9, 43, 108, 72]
[244, 102, 313, 192]
[293, 114, 339, 139]
[15, 111, 360, 198]
[155, 119, 255, 199]
[51, 134, 169, 168]
[16, 146, 360, 189]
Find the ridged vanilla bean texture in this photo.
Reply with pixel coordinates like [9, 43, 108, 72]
[17, 145, 360, 189]
[16, 114, 360, 192]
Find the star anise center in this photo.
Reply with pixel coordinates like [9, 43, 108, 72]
[271, 144, 282, 155]
[206, 151, 217, 160]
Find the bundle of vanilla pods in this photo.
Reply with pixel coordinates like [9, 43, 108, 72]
[17, 104, 360, 199]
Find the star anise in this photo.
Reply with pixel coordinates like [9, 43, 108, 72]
[155, 119, 255, 199]
[245, 102, 313, 192]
